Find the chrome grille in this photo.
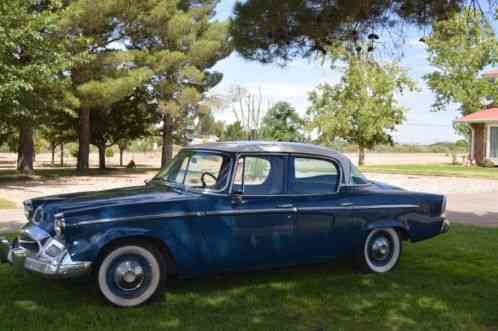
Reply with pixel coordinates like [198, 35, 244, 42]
[15, 233, 40, 256]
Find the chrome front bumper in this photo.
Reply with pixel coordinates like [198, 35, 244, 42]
[0, 225, 92, 278]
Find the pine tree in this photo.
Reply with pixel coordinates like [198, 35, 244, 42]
[61, 0, 232, 170]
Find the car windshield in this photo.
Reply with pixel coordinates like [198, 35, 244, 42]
[351, 164, 369, 185]
[154, 150, 232, 192]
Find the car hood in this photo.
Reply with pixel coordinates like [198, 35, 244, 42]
[28, 182, 199, 234]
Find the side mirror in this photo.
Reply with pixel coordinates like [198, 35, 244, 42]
[144, 179, 150, 185]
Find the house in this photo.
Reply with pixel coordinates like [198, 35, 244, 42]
[456, 108, 498, 165]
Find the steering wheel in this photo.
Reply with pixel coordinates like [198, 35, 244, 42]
[201, 172, 218, 188]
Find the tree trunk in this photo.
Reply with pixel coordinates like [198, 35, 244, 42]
[17, 124, 35, 174]
[50, 142, 56, 166]
[60, 143, 64, 168]
[119, 146, 125, 167]
[161, 126, 174, 168]
[97, 144, 106, 169]
[358, 146, 366, 166]
[249, 129, 257, 141]
[77, 108, 91, 171]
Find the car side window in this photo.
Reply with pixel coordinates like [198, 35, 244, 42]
[289, 157, 339, 194]
[233, 156, 284, 195]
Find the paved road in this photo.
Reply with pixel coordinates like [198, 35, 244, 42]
[1, 192, 497, 234]
[446, 192, 498, 228]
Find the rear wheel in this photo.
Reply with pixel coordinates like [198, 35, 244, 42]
[358, 228, 401, 273]
[97, 243, 165, 307]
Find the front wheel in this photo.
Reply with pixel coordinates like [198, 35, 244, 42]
[358, 228, 402, 273]
[97, 243, 165, 307]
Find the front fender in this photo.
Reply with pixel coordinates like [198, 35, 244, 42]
[67, 226, 155, 262]
[65, 220, 208, 275]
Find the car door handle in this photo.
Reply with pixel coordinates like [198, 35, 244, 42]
[277, 204, 294, 209]
[340, 202, 354, 207]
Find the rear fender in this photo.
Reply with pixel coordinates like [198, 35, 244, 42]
[364, 219, 410, 240]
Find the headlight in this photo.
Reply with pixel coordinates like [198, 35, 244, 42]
[32, 207, 44, 225]
[24, 200, 33, 220]
[54, 214, 66, 237]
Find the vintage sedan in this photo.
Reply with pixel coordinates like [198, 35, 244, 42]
[0, 142, 449, 307]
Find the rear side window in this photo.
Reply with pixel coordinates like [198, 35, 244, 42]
[289, 157, 339, 194]
[233, 156, 284, 195]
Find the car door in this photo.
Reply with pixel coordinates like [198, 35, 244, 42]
[288, 156, 354, 262]
[204, 154, 296, 271]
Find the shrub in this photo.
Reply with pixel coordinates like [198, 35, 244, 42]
[69, 146, 79, 159]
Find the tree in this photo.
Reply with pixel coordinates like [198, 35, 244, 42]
[260, 102, 304, 142]
[230, 0, 494, 64]
[61, 0, 232, 170]
[424, 7, 498, 138]
[89, 89, 160, 169]
[39, 110, 78, 167]
[0, 0, 70, 173]
[307, 56, 416, 165]
[223, 121, 245, 141]
[224, 86, 272, 140]
[195, 111, 225, 139]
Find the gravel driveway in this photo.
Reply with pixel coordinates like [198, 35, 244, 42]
[1, 172, 497, 233]
[366, 173, 498, 228]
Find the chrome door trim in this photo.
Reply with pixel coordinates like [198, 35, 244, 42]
[70, 204, 419, 227]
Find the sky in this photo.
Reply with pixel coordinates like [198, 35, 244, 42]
[209, 0, 475, 145]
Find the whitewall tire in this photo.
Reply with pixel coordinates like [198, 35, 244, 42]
[97, 244, 164, 307]
[360, 228, 401, 273]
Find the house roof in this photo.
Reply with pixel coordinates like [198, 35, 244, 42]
[483, 68, 498, 79]
[456, 108, 498, 123]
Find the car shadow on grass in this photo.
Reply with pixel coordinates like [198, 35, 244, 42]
[1, 226, 498, 331]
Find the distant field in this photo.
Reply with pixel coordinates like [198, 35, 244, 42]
[0, 151, 458, 171]
[362, 164, 498, 180]
[0, 198, 16, 209]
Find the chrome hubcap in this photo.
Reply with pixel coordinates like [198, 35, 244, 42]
[371, 237, 390, 261]
[114, 260, 145, 291]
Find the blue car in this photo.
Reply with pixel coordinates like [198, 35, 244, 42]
[0, 142, 449, 307]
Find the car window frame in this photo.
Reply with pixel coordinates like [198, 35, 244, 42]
[287, 155, 343, 196]
[228, 152, 344, 197]
[228, 153, 288, 196]
[158, 149, 235, 195]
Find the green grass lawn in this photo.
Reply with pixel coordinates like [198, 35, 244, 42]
[0, 224, 497, 330]
[0, 198, 16, 209]
[361, 163, 498, 180]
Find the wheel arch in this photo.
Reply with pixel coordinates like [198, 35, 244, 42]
[365, 219, 411, 241]
[94, 234, 178, 276]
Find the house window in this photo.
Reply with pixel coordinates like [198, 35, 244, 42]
[490, 126, 498, 159]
